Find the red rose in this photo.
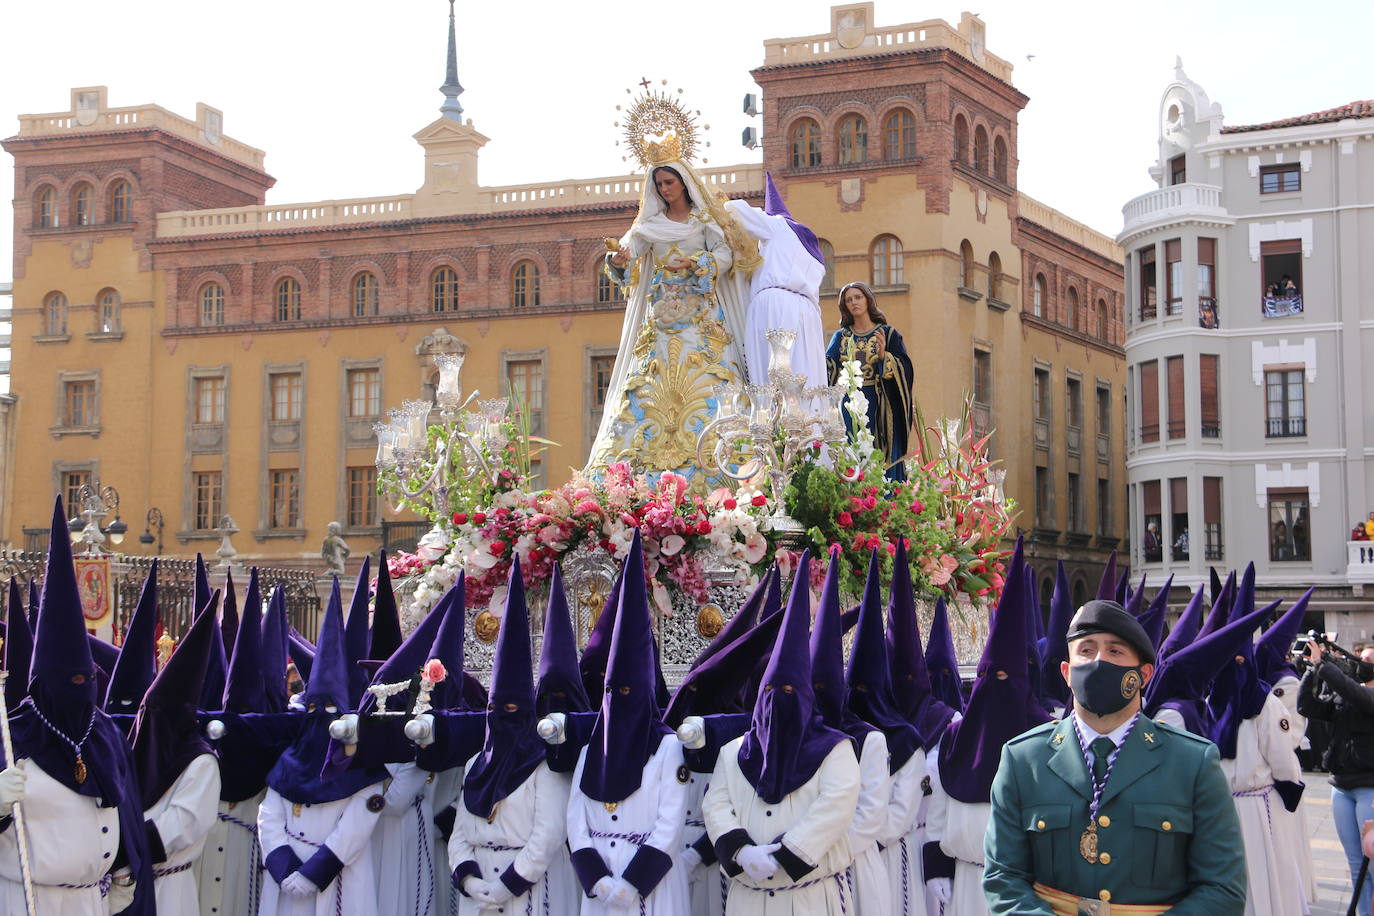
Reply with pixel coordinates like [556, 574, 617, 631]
[696, 520, 712, 535]
[837, 511, 854, 528]
[955, 512, 965, 525]
[751, 494, 767, 507]
[473, 511, 487, 525]
[489, 540, 508, 555]
[723, 497, 737, 511]
[910, 500, 924, 514]
[863, 495, 877, 511]
[452, 511, 468, 525]
[852, 534, 867, 552]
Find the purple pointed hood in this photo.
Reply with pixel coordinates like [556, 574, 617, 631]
[360, 580, 458, 714]
[303, 578, 348, 712]
[925, 595, 965, 715]
[194, 556, 227, 712]
[223, 568, 265, 713]
[578, 569, 623, 701]
[260, 586, 290, 713]
[131, 589, 219, 809]
[763, 171, 824, 266]
[1209, 567, 1224, 607]
[737, 549, 851, 805]
[940, 538, 1051, 803]
[26, 579, 38, 636]
[887, 540, 954, 750]
[105, 560, 159, 713]
[810, 550, 874, 744]
[1198, 571, 1236, 638]
[425, 575, 478, 711]
[221, 570, 239, 663]
[1255, 588, 1314, 685]
[580, 532, 673, 803]
[344, 555, 372, 707]
[848, 549, 921, 771]
[1135, 575, 1173, 653]
[1158, 585, 1206, 663]
[4, 579, 33, 711]
[288, 627, 315, 683]
[691, 567, 773, 670]
[1114, 564, 1131, 605]
[1038, 561, 1074, 709]
[464, 558, 546, 818]
[1096, 552, 1118, 600]
[1205, 564, 1274, 757]
[536, 563, 591, 717]
[1123, 573, 1147, 617]
[369, 551, 404, 664]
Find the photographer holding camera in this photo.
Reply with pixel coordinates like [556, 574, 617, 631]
[1298, 636, 1374, 915]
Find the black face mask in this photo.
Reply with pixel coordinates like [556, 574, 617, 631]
[1069, 659, 1143, 716]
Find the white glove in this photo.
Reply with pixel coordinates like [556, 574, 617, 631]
[926, 877, 952, 902]
[480, 876, 514, 905]
[737, 842, 782, 882]
[462, 876, 494, 900]
[0, 762, 26, 813]
[605, 877, 638, 908]
[280, 872, 317, 897]
[591, 876, 617, 900]
[680, 846, 702, 870]
[106, 876, 135, 913]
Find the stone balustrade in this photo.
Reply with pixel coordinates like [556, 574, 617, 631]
[1348, 541, 1374, 585]
[16, 103, 265, 170]
[1119, 183, 1230, 241]
[762, 17, 1014, 83]
[1018, 195, 1122, 263]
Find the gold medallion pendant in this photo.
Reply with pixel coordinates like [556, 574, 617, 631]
[74, 754, 87, 785]
[1079, 823, 1099, 863]
[604, 801, 619, 814]
[292, 803, 303, 818]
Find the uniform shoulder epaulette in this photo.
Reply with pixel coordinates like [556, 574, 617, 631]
[1006, 720, 1059, 746]
[1149, 719, 1212, 747]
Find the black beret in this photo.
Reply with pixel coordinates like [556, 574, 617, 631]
[1065, 600, 1156, 665]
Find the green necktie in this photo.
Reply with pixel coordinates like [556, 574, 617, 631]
[1091, 736, 1115, 781]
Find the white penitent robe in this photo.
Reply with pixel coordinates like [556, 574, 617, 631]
[196, 788, 268, 916]
[257, 784, 383, 916]
[373, 762, 438, 916]
[721, 199, 827, 388]
[848, 731, 894, 916]
[567, 733, 691, 916]
[703, 736, 860, 916]
[449, 759, 572, 916]
[680, 767, 725, 916]
[427, 767, 463, 916]
[1271, 675, 1318, 903]
[1220, 692, 1306, 916]
[880, 747, 927, 916]
[926, 752, 992, 916]
[0, 761, 121, 914]
[146, 753, 222, 914]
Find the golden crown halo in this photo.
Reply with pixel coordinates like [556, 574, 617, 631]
[614, 79, 710, 169]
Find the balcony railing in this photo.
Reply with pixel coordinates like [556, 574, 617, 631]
[1119, 183, 1230, 240]
[1166, 419, 1186, 439]
[1266, 416, 1306, 438]
[1201, 421, 1221, 439]
[1348, 541, 1374, 585]
[1165, 299, 1183, 317]
[1139, 300, 1158, 322]
[1140, 423, 1159, 443]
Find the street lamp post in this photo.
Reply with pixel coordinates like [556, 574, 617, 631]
[139, 508, 165, 554]
[67, 482, 126, 555]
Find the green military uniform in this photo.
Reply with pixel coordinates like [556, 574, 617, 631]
[983, 713, 1245, 914]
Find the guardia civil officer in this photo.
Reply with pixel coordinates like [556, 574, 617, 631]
[983, 600, 1246, 914]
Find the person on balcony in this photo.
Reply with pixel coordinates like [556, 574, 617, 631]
[1364, 511, 1374, 540]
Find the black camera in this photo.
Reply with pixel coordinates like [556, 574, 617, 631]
[1308, 631, 1374, 683]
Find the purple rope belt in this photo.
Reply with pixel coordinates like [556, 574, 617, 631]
[737, 871, 849, 914]
[900, 837, 911, 915]
[47, 874, 113, 896]
[152, 861, 195, 878]
[1233, 784, 1275, 833]
[287, 828, 325, 847]
[218, 811, 258, 833]
[587, 830, 650, 844]
[475, 841, 522, 851]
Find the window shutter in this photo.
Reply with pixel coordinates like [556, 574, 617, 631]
[1197, 237, 1216, 266]
[1260, 239, 1301, 256]
[1203, 477, 1221, 524]
[1165, 239, 1181, 262]
[1143, 480, 1161, 515]
[1199, 355, 1219, 431]
[1139, 360, 1159, 442]
[1166, 356, 1185, 439]
[1170, 478, 1188, 515]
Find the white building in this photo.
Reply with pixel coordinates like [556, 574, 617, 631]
[1119, 62, 1374, 638]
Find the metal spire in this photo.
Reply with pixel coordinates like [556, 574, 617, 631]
[439, 0, 465, 121]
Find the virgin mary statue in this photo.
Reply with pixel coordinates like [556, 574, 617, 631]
[585, 125, 759, 486]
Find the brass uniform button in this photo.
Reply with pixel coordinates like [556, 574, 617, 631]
[1099, 852, 1112, 865]
[1162, 820, 1172, 831]
[1099, 890, 1112, 902]
[1036, 820, 1046, 830]
[1098, 815, 1110, 828]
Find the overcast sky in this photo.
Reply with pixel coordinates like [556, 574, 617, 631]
[1, 0, 1369, 381]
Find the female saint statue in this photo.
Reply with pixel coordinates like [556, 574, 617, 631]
[585, 100, 758, 486]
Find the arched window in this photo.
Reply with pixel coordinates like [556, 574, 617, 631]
[72, 183, 94, 226]
[838, 115, 869, 164]
[987, 251, 1002, 300]
[43, 292, 67, 336]
[952, 115, 969, 164]
[431, 266, 459, 312]
[512, 260, 541, 308]
[596, 263, 620, 303]
[109, 180, 133, 223]
[973, 125, 989, 173]
[1032, 273, 1046, 317]
[789, 119, 822, 169]
[959, 240, 975, 289]
[870, 235, 903, 287]
[818, 239, 836, 291]
[96, 288, 120, 334]
[352, 271, 379, 317]
[1068, 287, 1081, 331]
[993, 136, 1009, 183]
[274, 277, 301, 322]
[884, 109, 917, 160]
[199, 283, 225, 326]
[1096, 298, 1110, 340]
[36, 186, 58, 228]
